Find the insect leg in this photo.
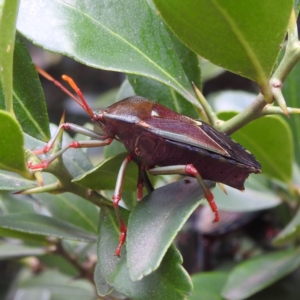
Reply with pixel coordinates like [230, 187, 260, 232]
[27, 117, 111, 170]
[32, 122, 108, 155]
[28, 138, 112, 170]
[136, 164, 154, 201]
[141, 167, 154, 193]
[112, 155, 134, 257]
[148, 164, 219, 223]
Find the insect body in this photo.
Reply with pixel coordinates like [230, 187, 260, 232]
[96, 96, 261, 190]
[28, 69, 261, 257]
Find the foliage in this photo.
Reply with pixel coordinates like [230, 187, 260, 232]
[0, 0, 300, 299]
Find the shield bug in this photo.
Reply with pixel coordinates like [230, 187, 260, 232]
[28, 67, 261, 257]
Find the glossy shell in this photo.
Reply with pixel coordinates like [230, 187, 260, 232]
[95, 96, 261, 190]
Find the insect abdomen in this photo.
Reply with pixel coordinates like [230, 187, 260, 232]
[156, 139, 257, 190]
[122, 130, 259, 190]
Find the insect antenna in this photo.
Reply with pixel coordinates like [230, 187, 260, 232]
[35, 65, 94, 119]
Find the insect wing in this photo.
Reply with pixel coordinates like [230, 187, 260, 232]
[138, 117, 261, 171]
[200, 123, 261, 170]
[137, 117, 229, 156]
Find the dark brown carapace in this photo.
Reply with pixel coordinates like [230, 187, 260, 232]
[29, 68, 261, 257]
[94, 96, 261, 190]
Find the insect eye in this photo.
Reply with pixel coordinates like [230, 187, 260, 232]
[92, 111, 104, 122]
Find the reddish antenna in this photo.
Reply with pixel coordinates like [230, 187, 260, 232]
[35, 65, 94, 118]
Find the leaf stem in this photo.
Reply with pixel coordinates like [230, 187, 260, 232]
[263, 106, 300, 116]
[219, 93, 265, 134]
[192, 82, 218, 125]
[47, 162, 112, 209]
[272, 9, 300, 84]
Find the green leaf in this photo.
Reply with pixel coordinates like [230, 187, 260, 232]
[282, 58, 300, 165]
[0, 192, 36, 214]
[273, 206, 300, 246]
[219, 112, 293, 184]
[19, 269, 95, 300]
[222, 248, 300, 300]
[97, 206, 192, 300]
[0, 213, 96, 242]
[127, 178, 215, 281]
[0, 170, 36, 190]
[104, 139, 128, 159]
[17, 0, 200, 108]
[94, 263, 114, 297]
[39, 253, 79, 277]
[213, 174, 281, 212]
[31, 192, 99, 234]
[0, 0, 19, 114]
[12, 289, 50, 300]
[128, 74, 196, 117]
[0, 110, 32, 178]
[0, 243, 46, 259]
[12, 34, 50, 141]
[153, 0, 292, 84]
[0, 193, 47, 244]
[246, 267, 300, 300]
[117, 79, 135, 100]
[73, 152, 138, 191]
[189, 271, 227, 300]
[128, 33, 201, 118]
[0, 227, 47, 244]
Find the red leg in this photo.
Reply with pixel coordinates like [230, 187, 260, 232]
[28, 139, 112, 171]
[148, 164, 219, 223]
[112, 194, 127, 257]
[32, 122, 108, 156]
[112, 155, 133, 257]
[185, 164, 219, 222]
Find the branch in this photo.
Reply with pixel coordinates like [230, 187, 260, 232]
[219, 93, 265, 135]
[54, 240, 96, 284]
